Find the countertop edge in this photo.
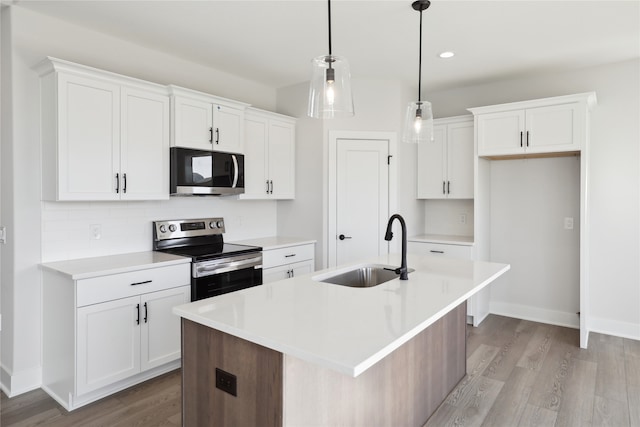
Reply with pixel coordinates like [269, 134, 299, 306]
[408, 234, 474, 246]
[40, 252, 191, 280]
[230, 236, 317, 250]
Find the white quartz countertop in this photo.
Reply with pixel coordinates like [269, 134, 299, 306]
[230, 236, 317, 250]
[408, 234, 474, 246]
[41, 251, 190, 280]
[173, 253, 509, 377]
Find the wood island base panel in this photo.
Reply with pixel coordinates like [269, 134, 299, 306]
[181, 301, 466, 427]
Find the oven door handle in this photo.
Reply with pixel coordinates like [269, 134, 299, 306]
[195, 257, 262, 277]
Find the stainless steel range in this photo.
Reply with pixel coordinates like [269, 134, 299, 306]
[153, 217, 262, 301]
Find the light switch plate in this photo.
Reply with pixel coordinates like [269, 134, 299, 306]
[564, 217, 574, 230]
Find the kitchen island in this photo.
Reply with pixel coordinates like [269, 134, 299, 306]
[173, 253, 509, 426]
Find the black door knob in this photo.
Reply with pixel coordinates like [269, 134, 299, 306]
[338, 234, 352, 240]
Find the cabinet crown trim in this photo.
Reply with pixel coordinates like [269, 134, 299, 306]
[246, 107, 297, 123]
[467, 92, 597, 115]
[34, 56, 169, 95]
[168, 84, 250, 109]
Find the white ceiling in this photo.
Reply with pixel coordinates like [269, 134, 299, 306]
[12, 0, 640, 92]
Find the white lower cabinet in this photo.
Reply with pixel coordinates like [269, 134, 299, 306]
[76, 286, 189, 396]
[408, 239, 488, 326]
[42, 259, 190, 411]
[262, 243, 315, 284]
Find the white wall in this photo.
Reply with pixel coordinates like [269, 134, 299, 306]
[429, 59, 640, 340]
[423, 199, 474, 237]
[489, 157, 581, 327]
[1, 6, 280, 396]
[276, 79, 423, 268]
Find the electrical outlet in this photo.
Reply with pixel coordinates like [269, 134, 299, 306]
[459, 213, 467, 225]
[90, 224, 102, 240]
[215, 368, 237, 396]
[564, 217, 574, 230]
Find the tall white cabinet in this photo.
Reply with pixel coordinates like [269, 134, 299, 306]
[469, 92, 597, 348]
[36, 57, 170, 201]
[241, 108, 296, 199]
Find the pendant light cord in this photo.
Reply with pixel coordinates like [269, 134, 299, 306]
[328, 0, 333, 55]
[418, 8, 423, 103]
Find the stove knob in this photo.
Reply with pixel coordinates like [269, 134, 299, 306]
[209, 221, 217, 229]
[216, 220, 224, 228]
[169, 224, 177, 232]
[159, 225, 167, 233]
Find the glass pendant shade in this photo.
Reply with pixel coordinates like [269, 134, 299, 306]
[308, 55, 354, 119]
[402, 100, 434, 143]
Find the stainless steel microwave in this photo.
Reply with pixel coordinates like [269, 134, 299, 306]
[170, 147, 244, 196]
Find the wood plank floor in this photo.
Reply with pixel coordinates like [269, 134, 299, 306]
[2, 315, 639, 427]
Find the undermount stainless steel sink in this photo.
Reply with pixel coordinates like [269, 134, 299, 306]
[314, 265, 415, 288]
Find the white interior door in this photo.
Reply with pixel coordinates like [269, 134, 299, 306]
[334, 139, 389, 266]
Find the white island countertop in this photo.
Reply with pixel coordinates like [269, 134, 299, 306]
[173, 253, 509, 377]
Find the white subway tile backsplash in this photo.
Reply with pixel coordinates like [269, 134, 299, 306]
[41, 198, 278, 262]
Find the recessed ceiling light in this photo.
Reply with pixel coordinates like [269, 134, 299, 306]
[438, 51, 455, 59]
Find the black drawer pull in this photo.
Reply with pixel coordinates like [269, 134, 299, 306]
[143, 302, 148, 323]
[284, 254, 296, 258]
[135, 303, 140, 325]
[430, 250, 445, 254]
[131, 280, 152, 286]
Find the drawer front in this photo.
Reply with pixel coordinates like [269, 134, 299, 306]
[407, 242, 472, 260]
[262, 244, 315, 268]
[77, 263, 190, 307]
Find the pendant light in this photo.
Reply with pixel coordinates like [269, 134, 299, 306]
[402, 0, 434, 143]
[308, 0, 354, 119]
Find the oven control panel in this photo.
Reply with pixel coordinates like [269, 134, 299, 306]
[153, 217, 225, 241]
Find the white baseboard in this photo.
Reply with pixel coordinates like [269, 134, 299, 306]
[1, 364, 42, 397]
[589, 316, 640, 341]
[489, 301, 580, 329]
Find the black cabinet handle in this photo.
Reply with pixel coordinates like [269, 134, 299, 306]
[123, 173, 127, 194]
[285, 254, 296, 258]
[447, 181, 450, 194]
[209, 127, 213, 143]
[143, 302, 148, 323]
[520, 131, 523, 147]
[270, 180, 274, 194]
[442, 181, 446, 194]
[526, 131, 530, 147]
[338, 234, 352, 240]
[135, 303, 140, 325]
[215, 128, 220, 144]
[131, 280, 152, 286]
[430, 250, 445, 254]
[115, 173, 120, 193]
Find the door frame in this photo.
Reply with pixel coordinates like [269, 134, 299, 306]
[325, 131, 398, 268]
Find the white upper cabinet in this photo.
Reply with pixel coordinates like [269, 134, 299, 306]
[417, 116, 474, 199]
[169, 86, 248, 153]
[470, 92, 596, 158]
[37, 57, 169, 201]
[241, 108, 296, 199]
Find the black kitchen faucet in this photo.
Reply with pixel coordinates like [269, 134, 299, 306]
[384, 214, 409, 280]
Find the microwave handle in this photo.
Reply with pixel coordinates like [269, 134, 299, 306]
[231, 155, 239, 188]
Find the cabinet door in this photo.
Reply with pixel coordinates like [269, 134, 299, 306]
[243, 115, 269, 198]
[57, 74, 120, 200]
[476, 110, 525, 156]
[267, 119, 295, 199]
[172, 96, 213, 150]
[291, 260, 314, 278]
[213, 104, 244, 153]
[525, 103, 583, 153]
[417, 125, 446, 199]
[447, 121, 474, 199]
[263, 264, 294, 284]
[140, 286, 190, 372]
[120, 87, 170, 200]
[76, 296, 141, 395]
